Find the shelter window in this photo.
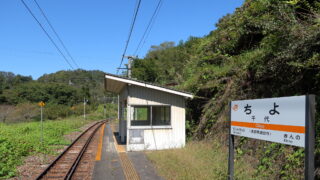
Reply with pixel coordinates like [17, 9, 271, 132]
[132, 106, 150, 126]
[152, 106, 170, 126]
[131, 106, 171, 126]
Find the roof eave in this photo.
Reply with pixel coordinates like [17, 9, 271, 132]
[105, 74, 193, 99]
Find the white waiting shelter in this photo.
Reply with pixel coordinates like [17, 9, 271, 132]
[104, 73, 193, 151]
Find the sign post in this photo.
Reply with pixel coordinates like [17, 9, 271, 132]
[228, 101, 234, 180]
[228, 95, 315, 180]
[38, 101, 45, 145]
[305, 95, 315, 180]
[38, 101, 45, 163]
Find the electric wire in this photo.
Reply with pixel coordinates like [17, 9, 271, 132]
[130, 0, 140, 28]
[33, 0, 80, 69]
[116, 0, 141, 74]
[133, 0, 163, 56]
[137, 0, 163, 56]
[117, 0, 142, 74]
[20, 0, 74, 69]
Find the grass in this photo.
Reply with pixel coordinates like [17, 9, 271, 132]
[0, 109, 107, 179]
[146, 140, 256, 180]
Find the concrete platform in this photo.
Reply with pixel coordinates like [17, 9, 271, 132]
[128, 152, 164, 180]
[93, 123, 163, 180]
[93, 123, 125, 180]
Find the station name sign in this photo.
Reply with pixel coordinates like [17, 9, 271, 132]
[231, 96, 306, 147]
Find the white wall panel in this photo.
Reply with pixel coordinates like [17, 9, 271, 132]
[126, 85, 186, 151]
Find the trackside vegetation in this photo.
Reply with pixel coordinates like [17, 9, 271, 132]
[0, 68, 117, 179]
[146, 141, 256, 180]
[0, 104, 117, 179]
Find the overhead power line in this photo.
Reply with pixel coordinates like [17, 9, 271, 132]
[134, 0, 163, 56]
[20, 0, 74, 69]
[117, 0, 142, 74]
[130, 0, 140, 26]
[33, 0, 80, 69]
[138, 1, 162, 56]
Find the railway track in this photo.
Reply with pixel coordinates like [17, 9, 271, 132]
[36, 120, 106, 180]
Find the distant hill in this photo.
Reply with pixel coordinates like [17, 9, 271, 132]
[38, 69, 107, 102]
[38, 69, 105, 87]
[0, 71, 33, 91]
[0, 69, 111, 105]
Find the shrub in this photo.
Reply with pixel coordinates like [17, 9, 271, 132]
[0, 105, 14, 123]
[44, 104, 71, 120]
[6, 103, 39, 123]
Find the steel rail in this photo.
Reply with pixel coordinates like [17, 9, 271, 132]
[36, 120, 107, 180]
[65, 121, 103, 179]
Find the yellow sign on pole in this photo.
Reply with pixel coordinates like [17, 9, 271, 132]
[38, 101, 45, 107]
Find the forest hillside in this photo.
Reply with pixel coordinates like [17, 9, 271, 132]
[131, 0, 320, 178]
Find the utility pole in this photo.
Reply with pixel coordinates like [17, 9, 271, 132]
[128, 58, 132, 78]
[124, 56, 137, 78]
[83, 97, 86, 119]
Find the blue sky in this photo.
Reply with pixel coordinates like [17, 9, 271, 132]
[0, 0, 243, 79]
